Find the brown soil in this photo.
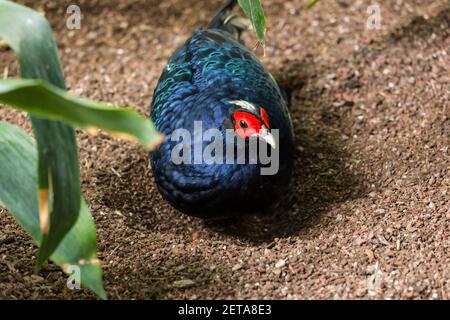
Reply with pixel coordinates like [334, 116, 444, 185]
[0, 0, 449, 299]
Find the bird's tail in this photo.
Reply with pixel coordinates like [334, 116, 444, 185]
[207, 0, 250, 40]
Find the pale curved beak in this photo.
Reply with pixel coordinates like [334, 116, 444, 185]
[257, 126, 277, 149]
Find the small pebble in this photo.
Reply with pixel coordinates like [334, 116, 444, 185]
[172, 279, 195, 288]
[232, 264, 243, 271]
[275, 259, 286, 268]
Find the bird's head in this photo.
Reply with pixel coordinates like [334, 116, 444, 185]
[224, 100, 276, 149]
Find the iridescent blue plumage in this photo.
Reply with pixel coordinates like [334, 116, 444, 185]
[150, 0, 294, 216]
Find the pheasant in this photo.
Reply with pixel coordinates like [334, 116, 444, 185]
[149, 0, 294, 216]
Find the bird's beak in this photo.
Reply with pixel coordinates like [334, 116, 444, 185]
[257, 126, 277, 149]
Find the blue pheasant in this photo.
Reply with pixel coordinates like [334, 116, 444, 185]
[150, 0, 294, 216]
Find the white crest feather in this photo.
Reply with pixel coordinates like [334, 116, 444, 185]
[229, 100, 257, 112]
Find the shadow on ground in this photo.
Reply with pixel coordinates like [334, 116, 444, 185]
[203, 58, 364, 243]
[211, 6, 450, 244]
[92, 46, 366, 244]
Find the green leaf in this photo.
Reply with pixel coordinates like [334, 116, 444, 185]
[0, 121, 106, 299]
[0, 0, 81, 269]
[304, 0, 320, 11]
[238, 0, 266, 44]
[0, 79, 163, 149]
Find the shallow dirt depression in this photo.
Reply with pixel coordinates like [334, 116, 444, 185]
[0, 0, 449, 299]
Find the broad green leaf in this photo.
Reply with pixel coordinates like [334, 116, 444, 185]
[0, 0, 81, 269]
[0, 79, 163, 149]
[0, 121, 106, 299]
[305, 0, 320, 11]
[238, 0, 266, 44]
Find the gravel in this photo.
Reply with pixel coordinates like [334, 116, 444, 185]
[0, 0, 449, 299]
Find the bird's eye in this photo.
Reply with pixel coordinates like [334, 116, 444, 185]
[240, 120, 248, 129]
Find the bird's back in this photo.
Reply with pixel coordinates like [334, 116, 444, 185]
[152, 29, 290, 121]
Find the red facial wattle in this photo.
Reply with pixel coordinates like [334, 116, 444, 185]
[232, 107, 276, 149]
[260, 107, 270, 128]
[233, 111, 263, 138]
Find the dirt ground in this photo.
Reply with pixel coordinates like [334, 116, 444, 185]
[0, 0, 449, 299]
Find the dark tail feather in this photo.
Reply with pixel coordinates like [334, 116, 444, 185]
[207, 0, 250, 40]
[207, 0, 237, 29]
